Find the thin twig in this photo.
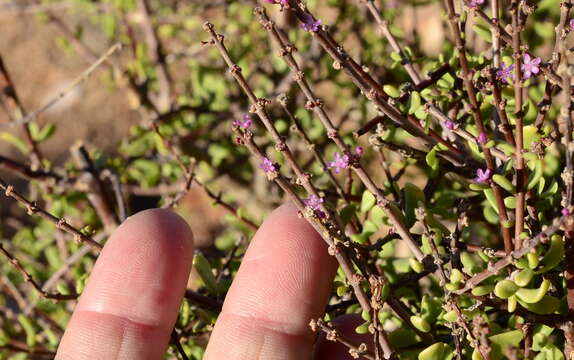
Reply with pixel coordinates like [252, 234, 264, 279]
[253, 9, 425, 261]
[0, 240, 78, 300]
[444, 0, 513, 253]
[1, 43, 122, 129]
[0, 177, 102, 251]
[455, 214, 571, 294]
[0, 54, 44, 168]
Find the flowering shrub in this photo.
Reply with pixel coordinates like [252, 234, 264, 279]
[1, 0, 574, 359]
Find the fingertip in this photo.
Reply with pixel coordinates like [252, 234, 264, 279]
[57, 208, 194, 359]
[205, 201, 337, 359]
[120, 208, 194, 251]
[79, 208, 195, 325]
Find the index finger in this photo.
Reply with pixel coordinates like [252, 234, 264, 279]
[56, 209, 194, 360]
[204, 202, 338, 359]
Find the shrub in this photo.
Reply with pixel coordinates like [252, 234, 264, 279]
[1, 0, 574, 359]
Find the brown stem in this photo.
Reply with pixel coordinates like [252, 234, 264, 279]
[204, 24, 334, 224]
[284, 2, 469, 168]
[0, 154, 61, 181]
[184, 290, 224, 313]
[487, 70, 515, 146]
[278, 95, 349, 204]
[455, 214, 570, 294]
[356, 0, 510, 163]
[0, 55, 44, 169]
[71, 143, 119, 233]
[444, 0, 513, 253]
[251, 10, 425, 261]
[0, 241, 78, 300]
[510, 0, 527, 249]
[311, 318, 376, 360]
[0, 177, 102, 251]
[136, 0, 173, 110]
[233, 124, 395, 357]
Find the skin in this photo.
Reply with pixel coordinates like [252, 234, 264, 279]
[56, 203, 370, 360]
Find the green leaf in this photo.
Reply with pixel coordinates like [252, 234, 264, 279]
[426, 148, 439, 171]
[528, 159, 544, 190]
[355, 321, 370, 334]
[0, 132, 29, 154]
[360, 191, 376, 213]
[472, 284, 494, 296]
[193, 254, 219, 296]
[515, 278, 550, 304]
[390, 52, 402, 62]
[339, 204, 356, 225]
[537, 235, 564, 274]
[408, 91, 422, 115]
[483, 189, 498, 214]
[410, 315, 431, 332]
[517, 295, 560, 314]
[30, 123, 56, 142]
[404, 183, 425, 228]
[489, 329, 523, 347]
[514, 268, 534, 287]
[534, 344, 565, 360]
[494, 279, 518, 299]
[473, 23, 493, 43]
[128, 159, 161, 188]
[18, 314, 37, 347]
[383, 85, 400, 98]
[418, 342, 452, 360]
[523, 125, 541, 149]
[492, 174, 515, 193]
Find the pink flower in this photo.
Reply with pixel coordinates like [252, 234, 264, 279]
[233, 114, 252, 129]
[304, 195, 326, 218]
[443, 120, 456, 130]
[562, 208, 572, 216]
[328, 152, 349, 174]
[474, 168, 492, 183]
[260, 157, 276, 173]
[355, 146, 364, 157]
[304, 194, 324, 210]
[300, 14, 321, 32]
[521, 54, 541, 80]
[570, 19, 574, 31]
[469, 0, 484, 8]
[477, 132, 488, 145]
[496, 62, 515, 83]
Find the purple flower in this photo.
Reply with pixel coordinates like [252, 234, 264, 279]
[260, 157, 276, 173]
[521, 54, 541, 80]
[233, 114, 252, 129]
[474, 168, 492, 183]
[443, 120, 456, 130]
[562, 207, 572, 216]
[477, 132, 488, 145]
[355, 146, 364, 157]
[328, 152, 349, 174]
[304, 194, 324, 209]
[496, 62, 515, 83]
[300, 14, 321, 32]
[304, 195, 326, 218]
[570, 19, 574, 32]
[469, 0, 484, 8]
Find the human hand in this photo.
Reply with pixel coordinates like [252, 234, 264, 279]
[55, 202, 369, 360]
